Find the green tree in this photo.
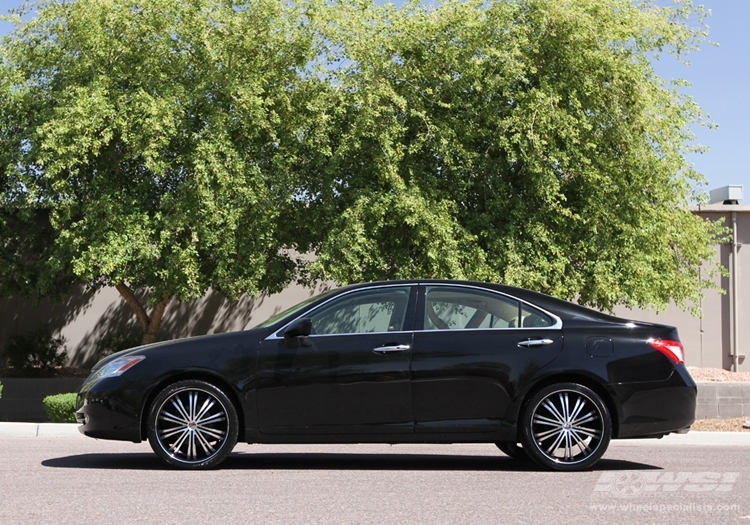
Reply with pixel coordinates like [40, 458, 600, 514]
[298, 0, 726, 313]
[1, 0, 326, 343]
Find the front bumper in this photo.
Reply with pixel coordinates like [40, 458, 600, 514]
[76, 376, 143, 443]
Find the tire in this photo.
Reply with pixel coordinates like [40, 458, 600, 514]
[495, 441, 529, 461]
[520, 382, 611, 471]
[147, 380, 239, 469]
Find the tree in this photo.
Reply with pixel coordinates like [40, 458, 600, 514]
[1, 0, 728, 347]
[296, 0, 726, 313]
[0, 0, 327, 343]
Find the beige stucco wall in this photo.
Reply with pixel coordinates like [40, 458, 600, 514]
[613, 205, 749, 372]
[1, 205, 747, 371]
[0, 282, 329, 367]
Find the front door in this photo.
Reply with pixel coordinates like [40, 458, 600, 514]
[256, 285, 417, 435]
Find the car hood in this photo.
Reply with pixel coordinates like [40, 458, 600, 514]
[88, 328, 271, 373]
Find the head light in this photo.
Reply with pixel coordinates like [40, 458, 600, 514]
[91, 355, 145, 382]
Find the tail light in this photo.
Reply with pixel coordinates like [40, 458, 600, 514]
[649, 339, 684, 365]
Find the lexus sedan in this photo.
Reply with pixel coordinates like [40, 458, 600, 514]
[76, 280, 696, 471]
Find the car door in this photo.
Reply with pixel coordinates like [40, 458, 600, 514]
[410, 284, 563, 433]
[256, 284, 417, 435]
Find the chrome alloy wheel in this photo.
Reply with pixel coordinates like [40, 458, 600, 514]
[522, 383, 611, 471]
[148, 380, 238, 469]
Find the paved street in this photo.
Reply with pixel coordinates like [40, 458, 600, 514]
[1, 437, 749, 524]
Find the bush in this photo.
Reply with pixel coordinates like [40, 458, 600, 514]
[95, 331, 141, 358]
[43, 392, 78, 423]
[2, 325, 68, 375]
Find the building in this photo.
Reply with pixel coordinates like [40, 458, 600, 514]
[1, 187, 746, 371]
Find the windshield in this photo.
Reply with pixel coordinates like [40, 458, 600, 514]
[252, 288, 338, 329]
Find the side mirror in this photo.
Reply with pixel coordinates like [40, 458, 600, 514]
[284, 318, 312, 339]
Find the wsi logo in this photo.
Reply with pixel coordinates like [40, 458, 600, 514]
[594, 472, 739, 497]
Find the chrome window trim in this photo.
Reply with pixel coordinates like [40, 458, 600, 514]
[264, 283, 415, 341]
[421, 283, 563, 331]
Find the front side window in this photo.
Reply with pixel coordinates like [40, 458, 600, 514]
[423, 286, 553, 330]
[308, 286, 412, 335]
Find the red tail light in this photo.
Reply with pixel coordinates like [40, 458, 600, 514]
[649, 339, 684, 365]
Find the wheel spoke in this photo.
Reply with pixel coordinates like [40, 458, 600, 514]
[569, 396, 586, 422]
[570, 425, 601, 439]
[570, 429, 592, 454]
[534, 425, 563, 441]
[571, 411, 597, 426]
[196, 425, 226, 440]
[171, 428, 190, 453]
[545, 428, 567, 455]
[532, 413, 562, 427]
[173, 397, 191, 422]
[195, 398, 215, 422]
[561, 393, 570, 422]
[159, 412, 188, 426]
[197, 411, 226, 426]
[541, 399, 565, 423]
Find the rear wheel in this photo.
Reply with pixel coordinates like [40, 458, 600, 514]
[495, 441, 529, 461]
[520, 382, 611, 471]
[147, 380, 238, 469]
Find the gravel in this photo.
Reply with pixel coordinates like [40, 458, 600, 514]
[687, 366, 750, 382]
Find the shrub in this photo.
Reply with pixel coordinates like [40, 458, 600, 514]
[43, 392, 78, 423]
[2, 325, 68, 374]
[95, 331, 141, 358]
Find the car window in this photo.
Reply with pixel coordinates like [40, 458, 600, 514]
[309, 287, 412, 335]
[423, 286, 554, 330]
[520, 304, 554, 328]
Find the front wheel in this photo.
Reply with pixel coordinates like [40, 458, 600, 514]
[520, 382, 611, 471]
[147, 380, 239, 469]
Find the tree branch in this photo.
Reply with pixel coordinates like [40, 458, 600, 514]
[115, 282, 150, 332]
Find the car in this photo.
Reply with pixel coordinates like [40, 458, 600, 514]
[76, 280, 696, 471]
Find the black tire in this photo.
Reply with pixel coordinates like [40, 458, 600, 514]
[147, 380, 239, 469]
[495, 441, 529, 461]
[520, 382, 611, 471]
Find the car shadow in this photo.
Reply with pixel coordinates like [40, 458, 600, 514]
[42, 452, 661, 472]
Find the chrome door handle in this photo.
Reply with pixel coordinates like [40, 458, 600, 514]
[517, 339, 554, 348]
[373, 344, 411, 354]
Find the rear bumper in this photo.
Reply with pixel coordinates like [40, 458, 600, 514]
[614, 366, 697, 439]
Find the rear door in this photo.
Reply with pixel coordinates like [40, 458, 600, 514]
[410, 284, 563, 433]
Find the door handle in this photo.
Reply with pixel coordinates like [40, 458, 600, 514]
[517, 339, 554, 348]
[373, 344, 411, 354]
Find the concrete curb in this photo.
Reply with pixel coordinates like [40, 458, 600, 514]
[0, 423, 749, 445]
[0, 422, 82, 438]
[611, 431, 750, 446]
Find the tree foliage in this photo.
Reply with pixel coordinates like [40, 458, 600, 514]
[0, 0, 726, 345]
[299, 0, 726, 313]
[1, 0, 326, 343]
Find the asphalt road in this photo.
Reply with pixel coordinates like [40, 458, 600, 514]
[1, 438, 749, 525]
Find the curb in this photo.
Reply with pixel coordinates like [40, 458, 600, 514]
[0, 423, 749, 444]
[611, 431, 750, 446]
[0, 422, 82, 438]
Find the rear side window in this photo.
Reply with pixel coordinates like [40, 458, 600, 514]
[423, 286, 554, 330]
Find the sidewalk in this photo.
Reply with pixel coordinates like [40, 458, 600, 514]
[1, 422, 750, 445]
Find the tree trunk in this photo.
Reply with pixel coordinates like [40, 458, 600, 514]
[115, 283, 171, 345]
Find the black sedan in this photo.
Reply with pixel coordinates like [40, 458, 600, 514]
[76, 280, 696, 471]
